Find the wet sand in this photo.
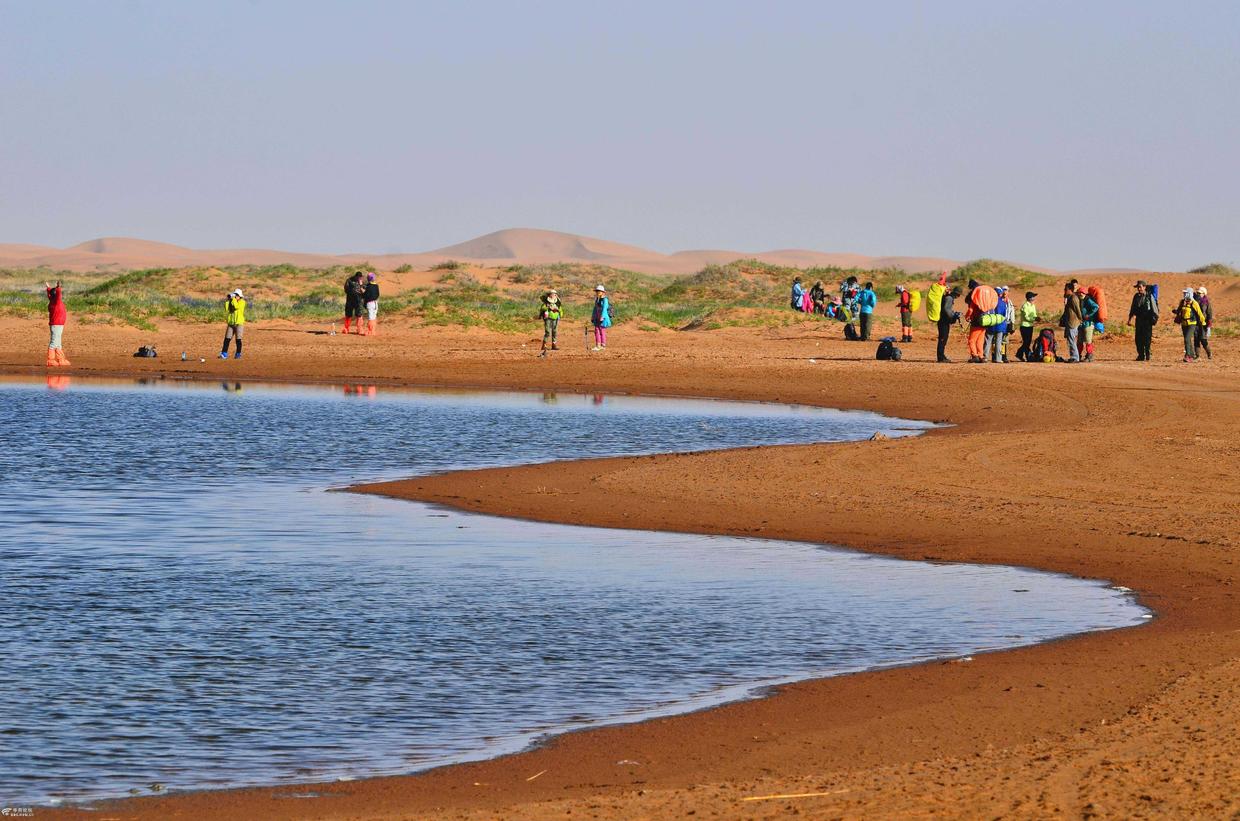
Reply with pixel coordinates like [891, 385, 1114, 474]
[6, 285, 1239, 819]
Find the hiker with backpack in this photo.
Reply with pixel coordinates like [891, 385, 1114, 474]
[791, 277, 805, 312]
[896, 285, 913, 342]
[363, 273, 380, 335]
[45, 280, 70, 367]
[1060, 280, 1084, 363]
[1078, 286, 1100, 362]
[984, 286, 1011, 363]
[1127, 280, 1159, 361]
[936, 286, 962, 363]
[1194, 286, 1213, 360]
[539, 288, 563, 356]
[342, 271, 366, 334]
[857, 282, 877, 341]
[219, 288, 246, 360]
[1174, 288, 1207, 363]
[1015, 291, 1039, 361]
[590, 284, 612, 351]
[840, 276, 860, 316]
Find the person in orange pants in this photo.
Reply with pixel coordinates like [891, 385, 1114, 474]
[962, 279, 986, 363]
[45, 280, 71, 367]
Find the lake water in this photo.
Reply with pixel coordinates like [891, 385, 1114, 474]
[0, 377, 1146, 805]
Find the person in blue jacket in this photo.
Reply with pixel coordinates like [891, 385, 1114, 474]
[790, 277, 805, 311]
[857, 282, 877, 340]
[984, 287, 1010, 363]
[590, 284, 612, 351]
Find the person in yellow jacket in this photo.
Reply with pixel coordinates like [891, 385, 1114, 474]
[220, 288, 246, 360]
[1175, 287, 1206, 363]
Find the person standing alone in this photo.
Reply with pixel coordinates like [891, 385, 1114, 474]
[1127, 280, 1158, 361]
[220, 289, 246, 359]
[45, 280, 70, 367]
[896, 285, 913, 342]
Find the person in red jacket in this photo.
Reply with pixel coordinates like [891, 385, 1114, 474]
[45, 281, 71, 367]
[896, 285, 914, 343]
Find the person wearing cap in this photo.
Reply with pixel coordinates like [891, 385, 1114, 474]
[1015, 290, 1039, 361]
[936, 286, 962, 363]
[896, 285, 913, 342]
[1060, 280, 1083, 363]
[220, 288, 246, 359]
[538, 288, 563, 356]
[1174, 287, 1207, 362]
[590, 284, 612, 351]
[362, 272, 380, 335]
[1194, 286, 1213, 360]
[1127, 280, 1159, 361]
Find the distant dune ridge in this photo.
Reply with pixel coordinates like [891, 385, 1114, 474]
[0, 228, 1150, 276]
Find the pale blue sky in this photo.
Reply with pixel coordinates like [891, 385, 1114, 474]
[1, 0, 1236, 268]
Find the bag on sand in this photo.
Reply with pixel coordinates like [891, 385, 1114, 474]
[926, 283, 944, 322]
[844, 322, 860, 341]
[909, 290, 922, 313]
[876, 337, 902, 361]
[1033, 328, 1057, 361]
[133, 345, 157, 358]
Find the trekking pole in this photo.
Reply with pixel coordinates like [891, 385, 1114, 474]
[584, 323, 591, 353]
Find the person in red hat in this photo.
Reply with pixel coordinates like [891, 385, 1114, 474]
[45, 280, 70, 367]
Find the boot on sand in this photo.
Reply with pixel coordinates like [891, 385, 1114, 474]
[46, 347, 57, 367]
[54, 348, 70, 366]
[366, 319, 376, 335]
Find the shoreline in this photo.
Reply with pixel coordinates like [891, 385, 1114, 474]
[14, 317, 1240, 819]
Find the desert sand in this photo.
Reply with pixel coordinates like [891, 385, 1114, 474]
[6, 276, 1238, 819]
[0, 227, 1146, 276]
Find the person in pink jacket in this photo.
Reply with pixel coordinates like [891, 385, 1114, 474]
[46, 281, 71, 367]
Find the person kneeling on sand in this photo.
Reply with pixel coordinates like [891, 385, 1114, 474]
[590, 284, 611, 351]
[539, 288, 562, 356]
[45, 280, 70, 367]
[220, 289, 246, 360]
[363, 273, 380, 335]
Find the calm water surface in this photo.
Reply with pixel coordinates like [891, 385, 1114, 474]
[0, 378, 1145, 805]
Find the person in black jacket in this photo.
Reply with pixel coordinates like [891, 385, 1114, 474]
[937, 286, 962, 362]
[363, 273, 380, 335]
[1126, 280, 1159, 361]
[342, 271, 366, 334]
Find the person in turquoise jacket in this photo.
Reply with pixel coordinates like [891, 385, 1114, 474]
[590, 284, 612, 351]
[857, 282, 877, 341]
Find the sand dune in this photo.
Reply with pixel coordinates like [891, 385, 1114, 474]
[0, 227, 1155, 276]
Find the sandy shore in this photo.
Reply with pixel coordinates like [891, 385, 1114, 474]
[6, 289, 1239, 819]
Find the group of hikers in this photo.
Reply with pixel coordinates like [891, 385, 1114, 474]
[38, 269, 1217, 366]
[536, 284, 612, 356]
[790, 273, 1218, 363]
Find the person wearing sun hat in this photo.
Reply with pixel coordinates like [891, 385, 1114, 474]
[220, 288, 246, 360]
[1127, 280, 1159, 361]
[1194, 286, 1213, 360]
[590, 284, 612, 351]
[538, 287, 563, 356]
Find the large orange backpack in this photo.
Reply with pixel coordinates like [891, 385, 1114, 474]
[1087, 285, 1108, 322]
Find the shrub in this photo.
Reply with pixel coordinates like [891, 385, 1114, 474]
[393, 263, 413, 273]
[1187, 262, 1239, 277]
[431, 260, 465, 271]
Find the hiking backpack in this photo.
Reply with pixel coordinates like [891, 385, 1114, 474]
[875, 337, 903, 361]
[844, 322, 860, 341]
[1034, 328, 1057, 361]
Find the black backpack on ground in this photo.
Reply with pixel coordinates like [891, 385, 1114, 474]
[844, 323, 859, 341]
[875, 337, 902, 361]
[132, 345, 157, 358]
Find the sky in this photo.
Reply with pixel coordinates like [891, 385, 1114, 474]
[1, 0, 1237, 269]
